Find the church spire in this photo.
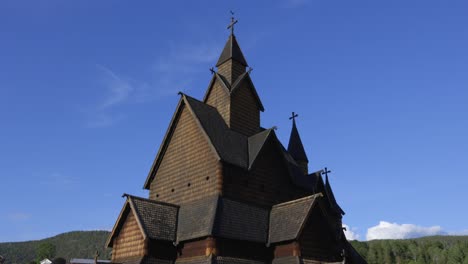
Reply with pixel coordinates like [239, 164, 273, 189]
[288, 112, 309, 174]
[216, 13, 248, 84]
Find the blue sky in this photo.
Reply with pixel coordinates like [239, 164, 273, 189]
[1, 0, 467, 242]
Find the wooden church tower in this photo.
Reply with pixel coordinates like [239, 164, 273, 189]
[106, 17, 367, 264]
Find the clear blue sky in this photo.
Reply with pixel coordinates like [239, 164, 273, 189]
[1, 0, 467, 242]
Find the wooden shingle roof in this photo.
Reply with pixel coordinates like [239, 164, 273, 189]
[176, 195, 269, 243]
[216, 34, 248, 67]
[106, 195, 179, 247]
[268, 194, 323, 244]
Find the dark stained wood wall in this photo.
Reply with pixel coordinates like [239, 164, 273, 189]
[218, 60, 245, 85]
[299, 206, 342, 262]
[230, 79, 260, 136]
[149, 105, 220, 204]
[274, 242, 301, 258]
[112, 211, 146, 262]
[223, 139, 309, 207]
[206, 79, 231, 126]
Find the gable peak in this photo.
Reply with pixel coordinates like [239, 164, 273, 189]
[216, 32, 248, 67]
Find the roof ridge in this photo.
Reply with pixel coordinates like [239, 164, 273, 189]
[124, 193, 180, 208]
[230, 71, 249, 91]
[272, 193, 323, 208]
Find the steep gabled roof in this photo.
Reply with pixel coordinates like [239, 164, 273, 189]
[145, 93, 277, 189]
[106, 195, 179, 247]
[202, 72, 264, 112]
[324, 175, 345, 216]
[216, 34, 248, 67]
[144, 94, 245, 189]
[268, 194, 323, 244]
[248, 128, 274, 169]
[184, 95, 248, 168]
[230, 72, 264, 111]
[177, 195, 269, 243]
[287, 120, 308, 163]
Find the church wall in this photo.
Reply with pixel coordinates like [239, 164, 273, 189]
[223, 140, 307, 207]
[230, 80, 260, 136]
[149, 105, 220, 204]
[178, 237, 215, 258]
[112, 211, 146, 262]
[206, 79, 231, 126]
[218, 60, 245, 85]
[217, 238, 272, 261]
[274, 242, 301, 258]
[299, 205, 342, 262]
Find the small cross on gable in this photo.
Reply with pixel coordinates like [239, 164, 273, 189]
[289, 112, 299, 121]
[321, 167, 332, 177]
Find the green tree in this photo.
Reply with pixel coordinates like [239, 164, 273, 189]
[36, 242, 56, 261]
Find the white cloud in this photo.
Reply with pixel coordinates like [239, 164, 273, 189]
[86, 41, 219, 127]
[97, 64, 135, 109]
[449, 230, 468, 236]
[343, 224, 360, 240]
[366, 221, 445, 240]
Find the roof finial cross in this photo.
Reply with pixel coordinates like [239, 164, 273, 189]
[289, 112, 299, 122]
[227, 11, 238, 35]
[321, 167, 332, 177]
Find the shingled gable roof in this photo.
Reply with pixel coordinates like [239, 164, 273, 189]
[324, 175, 345, 216]
[268, 194, 323, 244]
[107, 195, 179, 247]
[216, 34, 248, 67]
[144, 93, 285, 189]
[177, 195, 269, 243]
[287, 119, 308, 163]
[202, 71, 264, 112]
[143, 94, 234, 189]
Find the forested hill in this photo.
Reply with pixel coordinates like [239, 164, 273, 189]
[1, 231, 468, 264]
[0, 231, 111, 264]
[350, 235, 468, 264]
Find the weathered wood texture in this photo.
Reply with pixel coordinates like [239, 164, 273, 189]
[274, 242, 301, 258]
[230, 79, 260, 136]
[112, 211, 146, 262]
[299, 206, 342, 262]
[149, 105, 220, 204]
[218, 60, 245, 85]
[178, 237, 216, 258]
[223, 139, 309, 207]
[206, 79, 231, 126]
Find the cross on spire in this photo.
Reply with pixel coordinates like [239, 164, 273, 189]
[227, 11, 238, 35]
[321, 167, 332, 177]
[289, 112, 299, 122]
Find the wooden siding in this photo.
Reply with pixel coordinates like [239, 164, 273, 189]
[218, 60, 245, 85]
[206, 79, 230, 126]
[178, 237, 216, 258]
[112, 211, 146, 262]
[274, 242, 301, 258]
[230, 79, 260, 136]
[299, 205, 342, 262]
[223, 139, 309, 207]
[149, 105, 220, 204]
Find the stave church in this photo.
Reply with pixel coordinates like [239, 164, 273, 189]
[106, 17, 367, 264]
